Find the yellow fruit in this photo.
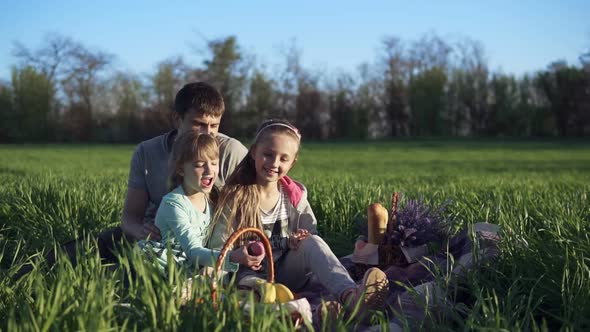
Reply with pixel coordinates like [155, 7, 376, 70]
[274, 283, 295, 303]
[255, 279, 276, 304]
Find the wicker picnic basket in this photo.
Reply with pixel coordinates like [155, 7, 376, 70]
[211, 227, 306, 328]
[211, 227, 274, 307]
[378, 192, 407, 266]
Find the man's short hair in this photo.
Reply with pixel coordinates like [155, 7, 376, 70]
[174, 82, 225, 118]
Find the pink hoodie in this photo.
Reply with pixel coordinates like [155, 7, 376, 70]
[279, 175, 304, 207]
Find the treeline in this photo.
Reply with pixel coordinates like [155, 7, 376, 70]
[0, 33, 589, 142]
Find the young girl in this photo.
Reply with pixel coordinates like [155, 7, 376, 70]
[209, 119, 389, 314]
[139, 130, 262, 275]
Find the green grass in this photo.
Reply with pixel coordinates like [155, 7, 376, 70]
[1, 140, 589, 331]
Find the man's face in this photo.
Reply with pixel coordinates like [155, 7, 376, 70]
[176, 108, 221, 137]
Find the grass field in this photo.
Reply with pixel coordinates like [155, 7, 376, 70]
[1, 140, 589, 331]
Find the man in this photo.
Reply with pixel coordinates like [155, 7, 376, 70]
[16, 82, 247, 277]
[120, 81, 247, 242]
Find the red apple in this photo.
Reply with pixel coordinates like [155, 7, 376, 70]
[247, 241, 265, 256]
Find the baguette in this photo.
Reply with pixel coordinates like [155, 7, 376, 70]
[367, 203, 388, 244]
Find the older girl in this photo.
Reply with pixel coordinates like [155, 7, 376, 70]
[209, 119, 388, 314]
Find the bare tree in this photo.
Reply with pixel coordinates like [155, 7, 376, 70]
[274, 39, 305, 120]
[198, 36, 248, 135]
[357, 63, 384, 138]
[408, 32, 452, 74]
[151, 56, 190, 112]
[58, 43, 113, 140]
[581, 51, 590, 73]
[9, 66, 55, 141]
[103, 71, 149, 141]
[242, 70, 276, 134]
[407, 33, 452, 135]
[536, 61, 590, 136]
[13, 34, 114, 140]
[0, 82, 13, 141]
[451, 37, 490, 135]
[326, 71, 354, 138]
[12, 33, 76, 84]
[380, 36, 410, 136]
[61, 45, 113, 111]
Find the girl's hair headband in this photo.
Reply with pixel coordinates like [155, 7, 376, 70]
[254, 123, 301, 142]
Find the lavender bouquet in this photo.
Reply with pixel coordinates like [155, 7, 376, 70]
[388, 195, 452, 247]
[377, 193, 453, 265]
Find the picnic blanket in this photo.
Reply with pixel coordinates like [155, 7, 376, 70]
[298, 222, 501, 330]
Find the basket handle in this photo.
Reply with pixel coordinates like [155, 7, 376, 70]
[211, 227, 274, 307]
[387, 192, 399, 236]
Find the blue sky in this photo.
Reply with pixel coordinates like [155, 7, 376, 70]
[0, 0, 588, 81]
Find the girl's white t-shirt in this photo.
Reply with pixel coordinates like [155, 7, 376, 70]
[260, 185, 290, 250]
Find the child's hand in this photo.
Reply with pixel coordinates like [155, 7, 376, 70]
[230, 245, 265, 271]
[288, 229, 310, 250]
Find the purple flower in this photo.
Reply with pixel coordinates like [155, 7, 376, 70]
[386, 194, 452, 247]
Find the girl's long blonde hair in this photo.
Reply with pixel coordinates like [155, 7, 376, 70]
[168, 130, 220, 201]
[213, 119, 301, 243]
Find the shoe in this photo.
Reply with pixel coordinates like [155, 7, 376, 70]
[347, 267, 389, 314]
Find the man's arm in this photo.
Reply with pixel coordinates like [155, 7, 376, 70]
[122, 143, 161, 241]
[121, 187, 161, 241]
[218, 138, 248, 185]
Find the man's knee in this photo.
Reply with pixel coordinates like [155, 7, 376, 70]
[98, 226, 125, 243]
[97, 226, 128, 261]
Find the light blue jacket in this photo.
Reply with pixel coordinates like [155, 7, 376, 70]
[155, 185, 238, 272]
